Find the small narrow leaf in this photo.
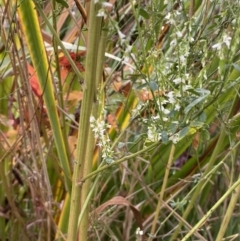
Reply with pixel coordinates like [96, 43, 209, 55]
[145, 37, 154, 52]
[232, 63, 240, 72]
[184, 90, 210, 114]
[139, 8, 150, 19]
[179, 126, 190, 139]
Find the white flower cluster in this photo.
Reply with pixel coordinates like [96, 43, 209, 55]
[147, 123, 162, 142]
[90, 116, 113, 162]
[135, 227, 143, 236]
[147, 118, 180, 144]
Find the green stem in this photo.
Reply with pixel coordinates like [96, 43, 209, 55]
[81, 141, 159, 183]
[78, 16, 107, 241]
[67, 1, 102, 240]
[149, 144, 175, 240]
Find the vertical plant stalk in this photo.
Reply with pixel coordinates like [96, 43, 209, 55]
[78, 20, 107, 241]
[17, 0, 72, 191]
[67, 1, 102, 240]
[215, 177, 240, 241]
[149, 144, 175, 241]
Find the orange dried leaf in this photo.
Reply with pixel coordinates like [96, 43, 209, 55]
[119, 81, 131, 97]
[137, 89, 153, 101]
[64, 90, 83, 102]
[59, 52, 85, 71]
[59, 52, 85, 82]
[107, 114, 117, 128]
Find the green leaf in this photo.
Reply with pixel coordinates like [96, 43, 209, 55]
[232, 63, 240, 72]
[198, 111, 207, 122]
[145, 37, 154, 52]
[190, 121, 204, 128]
[179, 126, 190, 139]
[55, 0, 69, 8]
[136, 83, 148, 89]
[149, 80, 158, 91]
[139, 8, 150, 19]
[184, 89, 210, 114]
[201, 129, 210, 141]
[169, 122, 179, 134]
[161, 131, 168, 143]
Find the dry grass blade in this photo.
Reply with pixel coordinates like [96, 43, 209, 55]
[95, 196, 144, 236]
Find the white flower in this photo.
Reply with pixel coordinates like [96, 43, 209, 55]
[90, 116, 113, 161]
[183, 84, 192, 91]
[97, 9, 106, 17]
[212, 34, 232, 50]
[212, 42, 221, 50]
[169, 133, 179, 144]
[136, 227, 143, 236]
[90, 116, 95, 122]
[147, 125, 161, 142]
[173, 78, 185, 84]
[180, 55, 186, 63]
[97, 142, 103, 148]
[223, 35, 231, 48]
[176, 31, 183, 38]
[168, 97, 176, 104]
[165, 12, 175, 24]
[152, 115, 160, 120]
[165, 12, 171, 20]
[189, 36, 194, 42]
[166, 91, 176, 103]
[118, 30, 126, 40]
[175, 10, 181, 16]
[166, 91, 173, 98]
[175, 103, 180, 111]
[163, 108, 170, 115]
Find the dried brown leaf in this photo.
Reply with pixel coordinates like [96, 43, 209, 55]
[95, 196, 143, 231]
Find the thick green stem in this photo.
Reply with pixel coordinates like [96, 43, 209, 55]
[67, 1, 102, 240]
[78, 19, 107, 241]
